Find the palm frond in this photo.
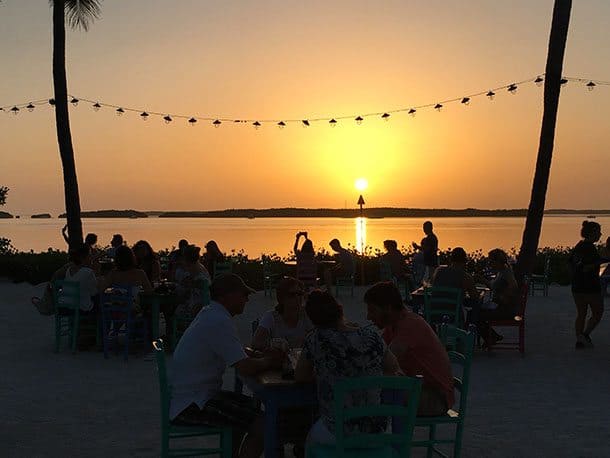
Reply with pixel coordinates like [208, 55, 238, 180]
[51, 0, 102, 31]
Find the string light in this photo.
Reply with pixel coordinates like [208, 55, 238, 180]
[3, 76, 609, 127]
[188, 117, 197, 126]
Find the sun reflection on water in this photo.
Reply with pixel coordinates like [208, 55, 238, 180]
[355, 217, 367, 254]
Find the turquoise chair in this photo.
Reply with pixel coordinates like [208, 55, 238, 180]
[263, 258, 282, 297]
[213, 260, 233, 278]
[530, 255, 550, 297]
[53, 280, 97, 353]
[307, 376, 423, 458]
[423, 287, 463, 329]
[153, 340, 232, 458]
[412, 325, 475, 458]
[171, 278, 210, 349]
[335, 275, 355, 298]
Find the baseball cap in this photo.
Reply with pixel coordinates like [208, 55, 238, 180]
[210, 273, 256, 298]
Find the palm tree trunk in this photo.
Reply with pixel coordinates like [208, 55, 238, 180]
[53, 0, 83, 249]
[515, 0, 572, 282]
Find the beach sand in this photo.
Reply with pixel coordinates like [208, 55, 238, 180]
[2, 279, 609, 457]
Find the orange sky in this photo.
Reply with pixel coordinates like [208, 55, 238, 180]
[1, 0, 609, 214]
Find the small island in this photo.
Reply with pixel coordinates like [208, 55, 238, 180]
[58, 209, 148, 218]
[31, 213, 52, 219]
[0, 211, 14, 219]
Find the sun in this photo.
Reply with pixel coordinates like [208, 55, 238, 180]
[355, 178, 368, 191]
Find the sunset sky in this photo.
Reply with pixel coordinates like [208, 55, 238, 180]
[1, 0, 609, 215]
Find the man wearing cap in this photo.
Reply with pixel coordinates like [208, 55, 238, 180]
[170, 273, 282, 458]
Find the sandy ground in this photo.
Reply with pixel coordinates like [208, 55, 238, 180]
[2, 279, 610, 458]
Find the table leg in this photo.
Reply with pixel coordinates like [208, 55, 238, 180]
[151, 296, 160, 341]
[264, 394, 279, 458]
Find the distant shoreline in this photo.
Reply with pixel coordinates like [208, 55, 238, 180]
[27, 208, 610, 219]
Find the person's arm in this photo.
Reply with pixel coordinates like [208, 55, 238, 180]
[463, 273, 479, 301]
[234, 354, 279, 377]
[293, 233, 302, 255]
[383, 349, 403, 376]
[294, 351, 315, 383]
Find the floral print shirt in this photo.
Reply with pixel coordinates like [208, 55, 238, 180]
[303, 325, 387, 435]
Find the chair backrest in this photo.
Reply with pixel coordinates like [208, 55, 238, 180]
[153, 340, 171, 432]
[423, 286, 463, 327]
[296, 257, 317, 286]
[332, 376, 422, 457]
[251, 318, 260, 337]
[100, 285, 135, 316]
[438, 324, 475, 418]
[52, 280, 81, 311]
[213, 261, 233, 278]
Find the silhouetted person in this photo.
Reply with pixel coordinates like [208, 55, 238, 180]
[106, 234, 124, 258]
[203, 240, 225, 278]
[432, 247, 479, 304]
[382, 240, 407, 280]
[412, 221, 439, 282]
[294, 232, 317, 288]
[569, 221, 604, 349]
[133, 240, 161, 283]
[323, 239, 354, 291]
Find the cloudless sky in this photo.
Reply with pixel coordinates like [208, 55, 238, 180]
[1, 0, 609, 214]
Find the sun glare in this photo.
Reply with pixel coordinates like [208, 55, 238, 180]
[355, 178, 368, 191]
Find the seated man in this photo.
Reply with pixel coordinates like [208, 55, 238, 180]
[170, 273, 283, 458]
[364, 281, 454, 416]
[324, 238, 354, 291]
[432, 247, 480, 309]
[382, 239, 408, 281]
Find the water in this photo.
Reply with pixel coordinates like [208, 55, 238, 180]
[2, 215, 606, 256]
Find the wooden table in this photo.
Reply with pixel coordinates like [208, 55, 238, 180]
[251, 371, 316, 458]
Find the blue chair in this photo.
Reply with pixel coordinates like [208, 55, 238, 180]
[153, 340, 232, 457]
[335, 275, 355, 298]
[530, 255, 550, 296]
[307, 376, 423, 458]
[423, 287, 463, 329]
[52, 280, 98, 353]
[412, 325, 475, 458]
[100, 286, 148, 361]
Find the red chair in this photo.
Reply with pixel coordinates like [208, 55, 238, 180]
[487, 282, 529, 354]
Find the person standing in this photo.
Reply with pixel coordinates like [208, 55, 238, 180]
[569, 221, 604, 349]
[412, 221, 439, 282]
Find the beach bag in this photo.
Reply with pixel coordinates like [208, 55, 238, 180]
[32, 283, 55, 316]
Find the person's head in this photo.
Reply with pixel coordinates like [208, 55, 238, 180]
[305, 290, 343, 329]
[210, 273, 255, 316]
[111, 234, 123, 248]
[488, 248, 509, 270]
[275, 277, 305, 314]
[132, 240, 154, 262]
[383, 240, 398, 252]
[364, 282, 404, 329]
[205, 240, 222, 256]
[301, 239, 314, 254]
[68, 243, 91, 266]
[178, 239, 189, 251]
[581, 220, 602, 243]
[84, 233, 98, 247]
[184, 244, 201, 264]
[449, 247, 468, 267]
[329, 238, 342, 252]
[114, 245, 137, 271]
[423, 221, 433, 235]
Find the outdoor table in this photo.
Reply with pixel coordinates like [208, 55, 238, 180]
[252, 370, 317, 458]
[139, 291, 179, 340]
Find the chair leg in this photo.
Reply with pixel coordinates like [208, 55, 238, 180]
[221, 428, 233, 458]
[161, 428, 169, 458]
[519, 323, 525, 354]
[54, 315, 61, 353]
[71, 315, 80, 354]
[453, 422, 464, 458]
[427, 425, 437, 458]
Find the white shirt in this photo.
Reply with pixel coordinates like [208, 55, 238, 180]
[258, 308, 312, 349]
[64, 266, 97, 311]
[169, 301, 247, 419]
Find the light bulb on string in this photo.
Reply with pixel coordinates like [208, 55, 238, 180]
[434, 103, 443, 111]
[213, 119, 222, 128]
[70, 97, 79, 106]
[302, 120, 310, 127]
[116, 107, 125, 116]
[535, 76, 544, 86]
[188, 117, 197, 126]
[486, 90, 495, 100]
[355, 116, 364, 125]
[92, 102, 101, 111]
[586, 81, 596, 91]
[408, 108, 416, 117]
[381, 113, 390, 121]
[253, 121, 261, 129]
[10, 106, 19, 115]
[140, 111, 149, 121]
[49, 99, 56, 106]
[163, 115, 172, 124]
[329, 118, 337, 127]
[560, 78, 568, 86]
[507, 84, 518, 94]
[461, 97, 470, 105]
[26, 103, 35, 112]
[277, 121, 286, 129]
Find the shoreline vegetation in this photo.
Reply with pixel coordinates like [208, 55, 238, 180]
[1, 208, 608, 219]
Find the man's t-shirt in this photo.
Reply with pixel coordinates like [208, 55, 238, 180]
[421, 234, 439, 267]
[382, 311, 454, 408]
[169, 301, 247, 419]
